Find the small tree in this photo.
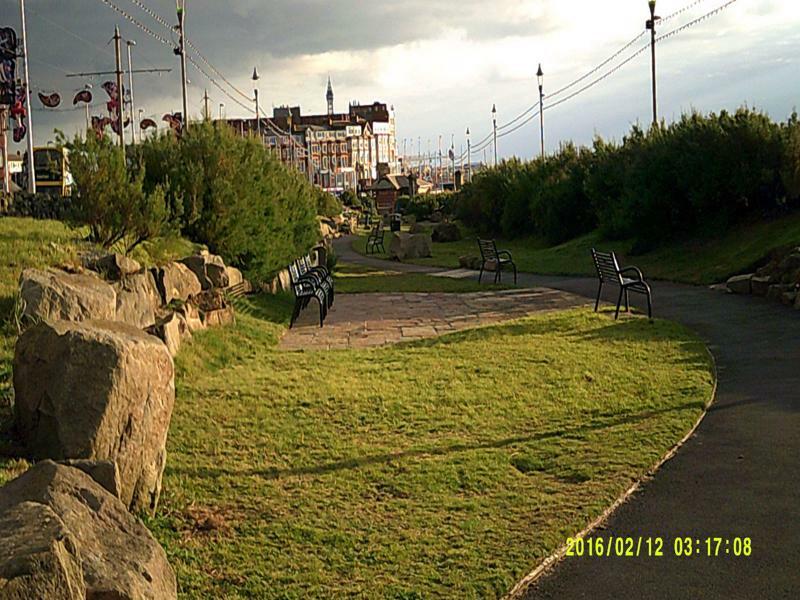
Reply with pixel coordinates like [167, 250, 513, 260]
[62, 133, 171, 253]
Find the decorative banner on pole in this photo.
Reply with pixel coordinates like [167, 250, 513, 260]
[139, 118, 157, 131]
[162, 112, 183, 134]
[37, 91, 61, 108]
[10, 85, 27, 142]
[72, 89, 92, 105]
[0, 28, 17, 106]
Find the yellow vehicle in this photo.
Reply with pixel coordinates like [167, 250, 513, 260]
[32, 146, 73, 197]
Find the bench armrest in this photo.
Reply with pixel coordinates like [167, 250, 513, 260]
[497, 250, 514, 260]
[619, 266, 644, 281]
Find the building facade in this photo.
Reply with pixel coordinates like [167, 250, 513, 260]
[226, 81, 398, 193]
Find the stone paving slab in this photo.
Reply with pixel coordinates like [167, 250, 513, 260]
[279, 288, 587, 351]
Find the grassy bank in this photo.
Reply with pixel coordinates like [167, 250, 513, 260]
[334, 262, 510, 293]
[353, 212, 800, 285]
[146, 302, 713, 598]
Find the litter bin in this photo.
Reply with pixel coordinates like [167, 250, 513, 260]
[390, 213, 402, 232]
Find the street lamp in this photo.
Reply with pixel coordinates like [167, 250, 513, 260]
[219, 102, 225, 120]
[646, 0, 660, 126]
[82, 84, 93, 133]
[537, 63, 545, 158]
[491, 104, 498, 167]
[125, 40, 137, 144]
[137, 108, 144, 136]
[466, 127, 471, 183]
[252, 67, 261, 141]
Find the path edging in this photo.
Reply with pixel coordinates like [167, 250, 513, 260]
[504, 344, 719, 599]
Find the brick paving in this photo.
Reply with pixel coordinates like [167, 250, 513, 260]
[279, 288, 586, 350]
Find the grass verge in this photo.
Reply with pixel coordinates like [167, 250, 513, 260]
[144, 302, 713, 599]
[334, 262, 510, 293]
[352, 212, 800, 284]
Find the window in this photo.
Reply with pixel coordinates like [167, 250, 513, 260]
[312, 144, 320, 154]
[323, 157, 329, 170]
[341, 157, 348, 168]
[340, 143, 347, 153]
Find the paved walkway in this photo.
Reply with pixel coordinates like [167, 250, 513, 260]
[280, 288, 585, 350]
[333, 236, 800, 599]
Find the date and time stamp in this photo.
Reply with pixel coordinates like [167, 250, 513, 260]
[565, 536, 752, 558]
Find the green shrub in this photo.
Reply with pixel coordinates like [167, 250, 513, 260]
[340, 189, 359, 207]
[316, 189, 343, 218]
[62, 133, 172, 253]
[138, 121, 320, 280]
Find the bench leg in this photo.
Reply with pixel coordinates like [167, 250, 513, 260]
[318, 297, 325, 327]
[615, 288, 624, 320]
[478, 265, 484, 284]
[512, 263, 517, 285]
[647, 291, 653, 320]
[290, 298, 302, 329]
[594, 282, 603, 312]
[494, 266, 501, 285]
[624, 289, 630, 312]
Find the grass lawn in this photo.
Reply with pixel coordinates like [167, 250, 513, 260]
[334, 262, 510, 293]
[143, 299, 713, 599]
[0, 217, 715, 598]
[352, 211, 800, 285]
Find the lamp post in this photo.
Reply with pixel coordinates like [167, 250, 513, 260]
[19, 0, 35, 193]
[466, 127, 471, 183]
[537, 63, 545, 158]
[252, 67, 261, 142]
[646, 0, 660, 126]
[491, 104, 498, 167]
[176, 1, 188, 133]
[219, 102, 225, 120]
[125, 40, 138, 144]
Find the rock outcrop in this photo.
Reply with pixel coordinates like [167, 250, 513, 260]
[432, 222, 462, 243]
[85, 253, 141, 281]
[114, 271, 161, 329]
[180, 253, 228, 290]
[19, 268, 116, 323]
[152, 262, 202, 305]
[725, 246, 800, 309]
[0, 460, 177, 599]
[13, 319, 175, 513]
[389, 232, 433, 261]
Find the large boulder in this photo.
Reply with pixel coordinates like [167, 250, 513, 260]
[458, 255, 482, 270]
[726, 273, 753, 295]
[19, 268, 116, 323]
[13, 320, 175, 513]
[152, 262, 202, 305]
[225, 266, 244, 288]
[195, 289, 235, 328]
[432, 222, 462, 243]
[389, 232, 433, 261]
[750, 275, 773, 297]
[85, 253, 141, 281]
[0, 501, 85, 599]
[147, 312, 192, 357]
[114, 271, 161, 329]
[0, 461, 177, 599]
[180, 253, 228, 289]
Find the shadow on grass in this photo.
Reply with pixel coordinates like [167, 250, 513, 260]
[169, 401, 702, 482]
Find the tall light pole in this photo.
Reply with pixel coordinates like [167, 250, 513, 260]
[491, 104, 498, 167]
[19, 0, 36, 193]
[219, 102, 225, 120]
[537, 63, 545, 158]
[113, 27, 125, 150]
[176, 0, 188, 132]
[125, 40, 137, 144]
[646, 0, 660, 126]
[466, 127, 471, 183]
[252, 67, 261, 141]
[83, 84, 92, 133]
[137, 108, 144, 137]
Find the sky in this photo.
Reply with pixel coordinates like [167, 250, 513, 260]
[2, 0, 798, 161]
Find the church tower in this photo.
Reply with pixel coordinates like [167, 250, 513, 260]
[326, 77, 334, 116]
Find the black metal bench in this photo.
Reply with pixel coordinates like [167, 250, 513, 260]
[591, 249, 652, 319]
[288, 254, 335, 328]
[478, 239, 517, 284]
[366, 225, 385, 255]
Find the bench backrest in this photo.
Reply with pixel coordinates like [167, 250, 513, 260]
[368, 226, 384, 241]
[591, 249, 623, 284]
[477, 239, 499, 261]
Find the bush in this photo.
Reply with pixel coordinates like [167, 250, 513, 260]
[62, 133, 171, 253]
[316, 189, 343, 218]
[456, 106, 798, 250]
[340, 189, 359, 207]
[138, 121, 320, 280]
[405, 195, 437, 221]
